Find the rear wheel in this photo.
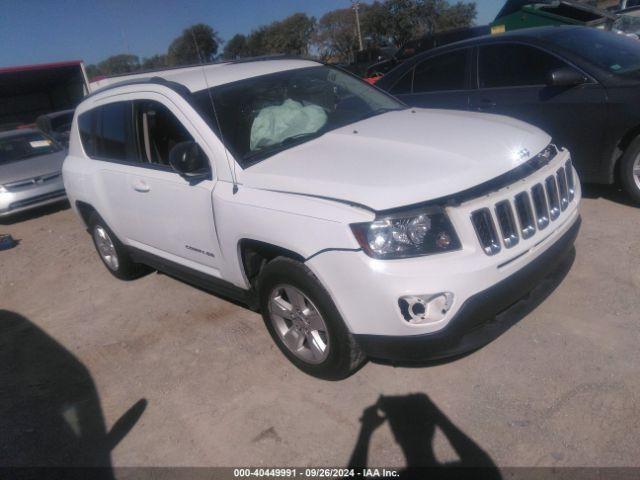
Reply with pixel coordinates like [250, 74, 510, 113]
[620, 140, 640, 204]
[258, 257, 365, 380]
[88, 212, 151, 280]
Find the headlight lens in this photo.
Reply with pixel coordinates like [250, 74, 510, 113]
[351, 207, 461, 259]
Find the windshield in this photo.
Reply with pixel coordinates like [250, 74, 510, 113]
[547, 28, 640, 77]
[0, 131, 62, 165]
[193, 65, 405, 167]
[613, 11, 640, 35]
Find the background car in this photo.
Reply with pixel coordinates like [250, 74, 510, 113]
[0, 129, 66, 217]
[376, 25, 640, 203]
[364, 25, 490, 81]
[36, 109, 74, 148]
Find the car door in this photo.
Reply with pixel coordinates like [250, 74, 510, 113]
[470, 42, 607, 178]
[124, 95, 222, 275]
[388, 48, 473, 111]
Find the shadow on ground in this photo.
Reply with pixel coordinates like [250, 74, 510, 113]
[581, 183, 638, 207]
[0, 200, 70, 225]
[0, 310, 146, 476]
[349, 393, 501, 479]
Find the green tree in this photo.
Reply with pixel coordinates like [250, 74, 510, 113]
[167, 23, 221, 65]
[96, 54, 141, 76]
[85, 64, 102, 80]
[223, 33, 249, 59]
[245, 13, 316, 57]
[314, 7, 359, 63]
[141, 54, 168, 70]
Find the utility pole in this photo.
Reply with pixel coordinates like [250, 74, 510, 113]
[352, 0, 364, 52]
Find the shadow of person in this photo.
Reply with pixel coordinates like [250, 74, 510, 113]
[349, 394, 501, 479]
[0, 310, 146, 477]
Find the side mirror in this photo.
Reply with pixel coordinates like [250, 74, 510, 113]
[168, 141, 210, 179]
[547, 67, 586, 87]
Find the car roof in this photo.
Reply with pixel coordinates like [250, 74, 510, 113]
[432, 25, 585, 50]
[89, 58, 322, 97]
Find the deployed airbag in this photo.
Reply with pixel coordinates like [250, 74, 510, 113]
[250, 99, 327, 151]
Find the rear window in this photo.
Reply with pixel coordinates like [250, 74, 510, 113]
[0, 132, 62, 165]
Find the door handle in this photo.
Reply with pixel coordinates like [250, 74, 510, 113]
[132, 180, 150, 193]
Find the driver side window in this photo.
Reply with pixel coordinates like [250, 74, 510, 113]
[132, 100, 194, 166]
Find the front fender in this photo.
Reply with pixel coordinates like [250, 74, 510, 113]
[213, 182, 374, 288]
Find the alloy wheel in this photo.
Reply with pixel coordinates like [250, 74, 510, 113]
[93, 225, 119, 271]
[268, 284, 330, 364]
[633, 154, 640, 192]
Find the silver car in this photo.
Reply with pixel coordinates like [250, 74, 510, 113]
[0, 129, 67, 218]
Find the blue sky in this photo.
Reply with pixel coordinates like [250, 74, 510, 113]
[0, 0, 504, 67]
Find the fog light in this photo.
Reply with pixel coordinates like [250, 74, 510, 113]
[398, 293, 453, 324]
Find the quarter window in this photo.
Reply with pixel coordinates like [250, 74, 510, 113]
[78, 110, 96, 157]
[479, 44, 567, 88]
[412, 50, 469, 93]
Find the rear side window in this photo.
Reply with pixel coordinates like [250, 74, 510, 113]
[412, 50, 469, 93]
[479, 44, 567, 88]
[78, 102, 138, 162]
[78, 110, 96, 157]
[96, 102, 131, 161]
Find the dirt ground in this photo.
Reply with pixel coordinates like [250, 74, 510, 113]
[1, 185, 639, 471]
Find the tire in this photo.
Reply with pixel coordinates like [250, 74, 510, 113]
[620, 138, 640, 204]
[88, 212, 151, 280]
[257, 257, 366, 380]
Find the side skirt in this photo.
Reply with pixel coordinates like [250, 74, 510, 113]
[128, 247, 259, 310]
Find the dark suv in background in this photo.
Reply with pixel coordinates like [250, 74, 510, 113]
[376, 26, 640, 203]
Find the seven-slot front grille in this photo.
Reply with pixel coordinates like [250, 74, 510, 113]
[471, 159, 575, 256]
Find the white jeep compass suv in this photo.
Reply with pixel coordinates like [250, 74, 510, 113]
[63, 59, 581, 379]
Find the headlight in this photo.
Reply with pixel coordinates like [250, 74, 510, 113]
[350, 207, 461, 259]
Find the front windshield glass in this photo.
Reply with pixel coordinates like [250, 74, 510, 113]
[193, 65, 405, 167]
[0, 131, 61, 165]
[547, 28, 640, 77]
[613, 11, 640, 36]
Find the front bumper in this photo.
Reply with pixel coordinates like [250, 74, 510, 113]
[354, 215, 580, 361]
[0, 179, 67, 218]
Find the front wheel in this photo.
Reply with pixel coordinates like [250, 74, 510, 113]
[620, 141, 640, 204]
[258, 257, 366, 380]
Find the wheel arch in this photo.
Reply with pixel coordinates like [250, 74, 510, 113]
[610, 125, 640, 183]
[75, 201, 98, 228]
[238, 238, 306, 288]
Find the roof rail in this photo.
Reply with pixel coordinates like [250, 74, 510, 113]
[225, 54, 313, 64]
[85, 76, 192, 100]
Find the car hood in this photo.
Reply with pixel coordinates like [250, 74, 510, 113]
[239, 108, 551, 211]
[0, 151, 66, 185]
